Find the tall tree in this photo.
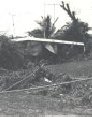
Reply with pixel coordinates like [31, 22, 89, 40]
[53, 1, 92, 60]
[54, 1, 90, 42]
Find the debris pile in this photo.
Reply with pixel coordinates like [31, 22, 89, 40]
[0, 63, 72, 91]
[0, 63, 92, 108]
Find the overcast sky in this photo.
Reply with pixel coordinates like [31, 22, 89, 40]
[0, 0, 92, 36]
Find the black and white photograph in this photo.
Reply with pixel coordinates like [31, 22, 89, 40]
[0, 0, 92, 116]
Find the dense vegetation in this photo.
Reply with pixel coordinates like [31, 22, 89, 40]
[0, 35, 24, 69]
[0, 1, 91, 70]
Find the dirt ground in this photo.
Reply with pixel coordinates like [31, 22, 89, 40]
[0, 89, 92, 117]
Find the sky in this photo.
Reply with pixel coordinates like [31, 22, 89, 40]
[0, 0, 92, 36]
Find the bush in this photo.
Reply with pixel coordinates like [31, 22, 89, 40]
[0, 35, 24, 70]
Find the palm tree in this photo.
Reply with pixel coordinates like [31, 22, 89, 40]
[28, 15, 56, 38]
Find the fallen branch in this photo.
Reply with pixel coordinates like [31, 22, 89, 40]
[5, 76, 92, 92]
[5, 66, 40, 91]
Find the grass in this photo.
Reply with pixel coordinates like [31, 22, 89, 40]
[48, 59, 92, 77]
